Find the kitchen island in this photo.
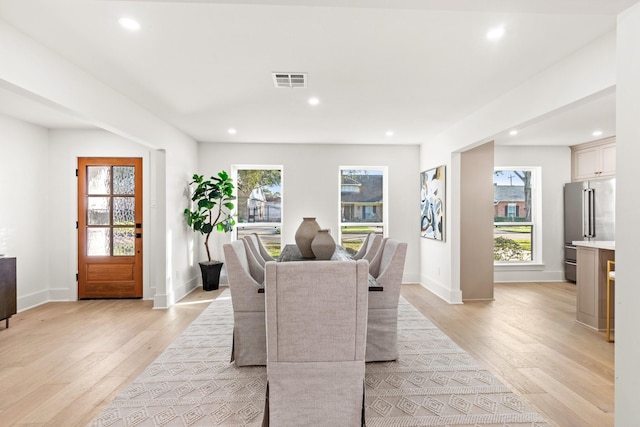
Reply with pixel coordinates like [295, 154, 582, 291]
[573, 241, 615, 330]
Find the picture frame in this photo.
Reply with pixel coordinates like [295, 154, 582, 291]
[420, 165, 445, 241]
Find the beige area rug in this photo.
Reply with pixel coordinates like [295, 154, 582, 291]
[90, 291, 550, 427]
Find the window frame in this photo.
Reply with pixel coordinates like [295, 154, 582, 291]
[232, 164, 283, 256]
[493, 166, 542, 265]
[338, 166, 388, 246]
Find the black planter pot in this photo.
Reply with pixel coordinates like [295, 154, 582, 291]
[199, 261, 223, 291]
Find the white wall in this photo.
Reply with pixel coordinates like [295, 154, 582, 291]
[198, 142, 420, 284]
[421, 30, 617, 303]
[494, 145, 571, 282]
[47, 130, 154, 302]
[163, 140, 199, 308]
[615, 3, 640, 425]
[0, 122, 198, 310]
[1, 20, 200, 308]
[0, 114, 50, 310]
[45, 130, 199, 308]
[419, 144, 458, 302]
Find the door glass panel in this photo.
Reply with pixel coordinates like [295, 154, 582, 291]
[87, 166, 111, 195]
[87, 228, 111, 256]
[113, 197, 135, 225]
[113, 227, 135, 256]
[113, 166, 135, 195]
[88, 197, 111, 225]
[84, 164, 138, 258]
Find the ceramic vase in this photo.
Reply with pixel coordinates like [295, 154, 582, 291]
[311, 229, 336, 260]
[295, 217, 321, 258]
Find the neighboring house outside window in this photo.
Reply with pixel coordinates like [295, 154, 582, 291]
[494, 185, 527, 220]
[339, 167, 387, 255]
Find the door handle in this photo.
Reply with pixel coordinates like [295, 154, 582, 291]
[135, 233, 142, 238]
[582, 188, 595, 238]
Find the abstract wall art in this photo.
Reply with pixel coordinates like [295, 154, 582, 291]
[420, 165, 445, 241]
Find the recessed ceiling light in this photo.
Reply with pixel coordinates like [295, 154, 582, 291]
[509, 130, 518, 136]
[119, 17, 140, 31]
[308, 97, 319, 106]
[385, 130, 394, 137]
[592, 130, 603, 137]
[486, 26, 505, 40]
[228, 128, 237, 135]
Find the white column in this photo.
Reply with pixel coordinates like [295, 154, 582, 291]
[615, 3, 640, 425]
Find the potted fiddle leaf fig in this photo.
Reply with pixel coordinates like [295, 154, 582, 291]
[184, 171, 236, 290]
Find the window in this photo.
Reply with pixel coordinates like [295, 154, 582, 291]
[506, 203, 518, 218]
[493, 167, 541, 263]
[233, 166, 283, 258]
[339, 167, 387, 255]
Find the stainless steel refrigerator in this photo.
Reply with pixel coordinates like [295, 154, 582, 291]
[563, 178, 615, 282]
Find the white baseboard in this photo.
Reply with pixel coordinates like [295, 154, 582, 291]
[417, 277, 463, 304]
[17, 289, 49, 312]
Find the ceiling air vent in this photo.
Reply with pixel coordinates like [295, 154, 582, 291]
[272, 72, 307, 88]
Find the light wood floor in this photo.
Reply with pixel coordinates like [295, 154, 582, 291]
[402, 282, 614, 427]
[0, 282, 613, 426]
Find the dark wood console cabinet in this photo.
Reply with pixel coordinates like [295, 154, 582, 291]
[0, 257, 17, 328]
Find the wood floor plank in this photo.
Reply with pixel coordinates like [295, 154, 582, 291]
[519, 367, 614, 426]
[47, 376, 126, 427]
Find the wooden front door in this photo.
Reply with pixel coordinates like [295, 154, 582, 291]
[77, 158, 142, 299]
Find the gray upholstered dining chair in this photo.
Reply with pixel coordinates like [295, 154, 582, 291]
[365, 238, 407, 362]
[263, 260, 369, 426]
[222, 239, 267, 367]
[352, 232, 382, 262]
[244, 233, 275, 266]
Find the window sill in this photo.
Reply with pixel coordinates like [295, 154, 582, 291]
[494, 262, 545, 271]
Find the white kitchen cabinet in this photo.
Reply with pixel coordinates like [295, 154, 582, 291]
[571, 137, 616, 182]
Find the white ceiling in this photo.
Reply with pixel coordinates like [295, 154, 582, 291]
[0, 0, 634, 146]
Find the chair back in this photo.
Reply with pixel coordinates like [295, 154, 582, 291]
[244, 234, 266, 267]
[365, 238, 407, 362]
[244, 233, 275, 266]
[353, 232, 382, 261]
[223, 240, 267, 366]
[373, 238, 407, 301]
[227, 239, 264, 285]
[264, 260, 369, 425]
[253, 233, 276, 262]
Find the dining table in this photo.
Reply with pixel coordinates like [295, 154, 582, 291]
[270, 244, 383, 292]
